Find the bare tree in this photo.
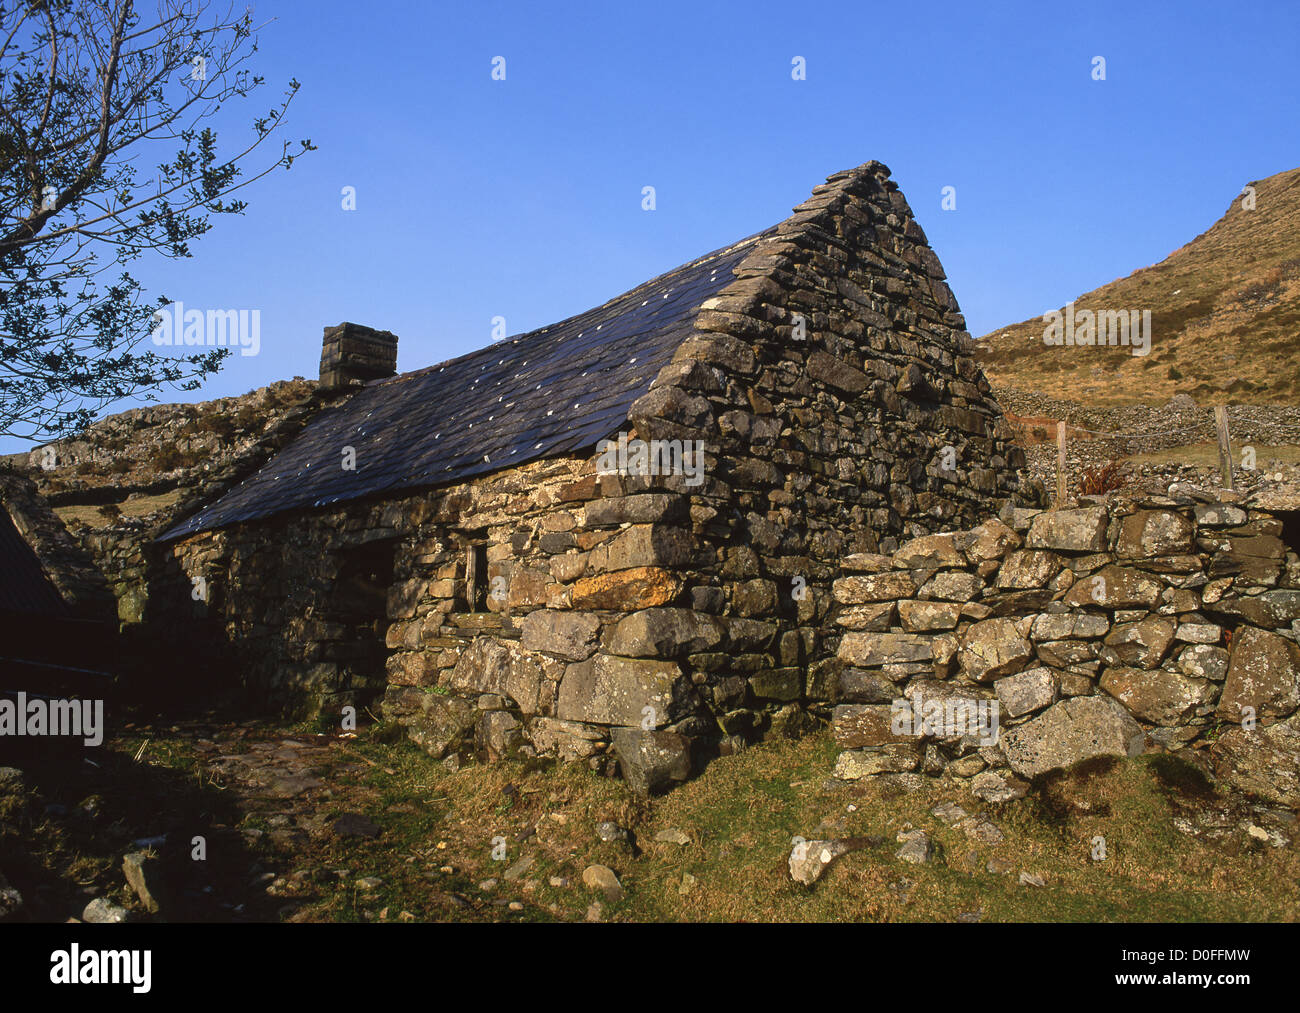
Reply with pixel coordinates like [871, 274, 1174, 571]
[0, 0, 313, 442]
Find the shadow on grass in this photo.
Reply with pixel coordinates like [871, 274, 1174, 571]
[0, 708, 285, 923]
[1022, 755, 1122, 830]
[1144, 752, 1217, 802]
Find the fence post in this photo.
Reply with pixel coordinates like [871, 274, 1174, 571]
[1214, 406, 1234, 491]
[1056, 421, 1067, 508]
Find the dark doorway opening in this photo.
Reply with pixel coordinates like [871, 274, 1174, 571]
[1277, 510, 1300, 558]
[327, 538, 398, 708]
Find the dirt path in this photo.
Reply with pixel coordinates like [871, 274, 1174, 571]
[0, 716, 399, 922]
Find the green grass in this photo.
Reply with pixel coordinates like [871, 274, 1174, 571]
[285, 726, 1299, 923]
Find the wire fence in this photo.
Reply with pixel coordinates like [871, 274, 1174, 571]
[1000, 406, 1300, 447]
[995, 403, 1300, 505]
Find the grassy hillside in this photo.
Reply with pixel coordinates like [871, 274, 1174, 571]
[976, 166, 1300, 406]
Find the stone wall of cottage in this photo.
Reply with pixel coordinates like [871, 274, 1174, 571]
[152, 451, 702, 728]
[372, 163, 1040, 793]
[825, 496, 1300, 808]
[154, 483, 462, 715]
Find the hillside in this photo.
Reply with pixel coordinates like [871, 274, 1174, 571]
[975, 166, 1300, 406]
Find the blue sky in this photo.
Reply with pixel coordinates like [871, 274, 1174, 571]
[12, 0, 1299, 450]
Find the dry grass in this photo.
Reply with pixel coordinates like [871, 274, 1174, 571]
[53, 488, 181, 528]
[1122, 443, 1300, 469]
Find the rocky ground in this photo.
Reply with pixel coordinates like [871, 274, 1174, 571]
[0, 718, 352, 923]
[2, 714, 1297, 923]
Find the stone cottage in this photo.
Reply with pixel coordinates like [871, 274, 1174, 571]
[151, 161, 1030, 792]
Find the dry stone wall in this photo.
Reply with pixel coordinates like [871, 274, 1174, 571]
[827, 494, 1300, 807]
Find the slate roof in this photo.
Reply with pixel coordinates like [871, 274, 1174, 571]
[161, 229, 771, 540]
[0, 507, 70, 615]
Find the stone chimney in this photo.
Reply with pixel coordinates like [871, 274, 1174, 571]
[319, 322, 398, 390]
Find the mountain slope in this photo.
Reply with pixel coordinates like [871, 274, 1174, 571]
[975, 166, 1300, 405]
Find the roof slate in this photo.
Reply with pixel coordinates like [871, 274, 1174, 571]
[162, 229, 770, 540]
[0, 508, 70, 616]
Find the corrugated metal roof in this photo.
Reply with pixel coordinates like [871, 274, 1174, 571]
[161, 230, 770, 540]
[0, 508, 70, 616]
